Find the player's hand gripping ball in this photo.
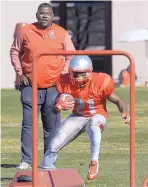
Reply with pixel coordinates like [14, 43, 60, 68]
[55, 93, 75, 111]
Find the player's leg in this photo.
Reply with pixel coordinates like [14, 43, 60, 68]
[41, 86, 61, 154]
[42, 115, 88, 169]
[85, 114, 107, 180]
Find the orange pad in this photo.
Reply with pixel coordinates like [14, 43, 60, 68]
[9, 168, 85, 187]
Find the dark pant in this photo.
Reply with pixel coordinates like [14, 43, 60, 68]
[20, 85, 61, 165]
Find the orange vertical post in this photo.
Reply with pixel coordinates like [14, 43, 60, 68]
[33, 50, 135, 187]
[32, 55, 38, 187]
[129, 57, 135, 187]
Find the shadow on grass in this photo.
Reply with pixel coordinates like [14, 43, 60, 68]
[1, 177, 13, 181]
[1, 164, 18, 168]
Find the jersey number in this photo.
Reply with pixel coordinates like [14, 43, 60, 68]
[75, 98, 96, 115]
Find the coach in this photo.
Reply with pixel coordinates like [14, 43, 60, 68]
[10, 2, 75, 169]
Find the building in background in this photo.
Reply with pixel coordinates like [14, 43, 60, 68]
[51, 1, 112, 75]
[1, 1, 148, 88]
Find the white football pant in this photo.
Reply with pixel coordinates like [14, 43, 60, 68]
[42, 113, 107, 169]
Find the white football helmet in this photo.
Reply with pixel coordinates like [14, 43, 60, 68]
[69, 55, 93, 87]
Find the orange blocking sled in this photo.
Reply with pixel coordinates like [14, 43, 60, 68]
[9, 168, 85, 187]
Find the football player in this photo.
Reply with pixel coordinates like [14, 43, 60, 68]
[42, 55, 130, 180]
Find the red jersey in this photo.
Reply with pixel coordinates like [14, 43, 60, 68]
[56, 72, 115, 119]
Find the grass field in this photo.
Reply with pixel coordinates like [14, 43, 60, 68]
[1, 88, 148, 187]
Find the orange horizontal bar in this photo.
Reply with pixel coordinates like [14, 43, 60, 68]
[32, 49, 135, 187]
[33, 49, 134, 60]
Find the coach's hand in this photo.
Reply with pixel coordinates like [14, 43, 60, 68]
[20, 75, 30, 86]
[122, 112, 130, 124]
[15, 74, 29, 90]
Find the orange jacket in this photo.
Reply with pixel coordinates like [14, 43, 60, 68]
[10, 22, 75, 88]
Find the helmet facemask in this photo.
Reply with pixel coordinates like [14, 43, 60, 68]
[69, 70, 92, 88]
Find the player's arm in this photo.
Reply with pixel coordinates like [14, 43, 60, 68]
[107, 91, 130, 124]
[54, 75, 75, 112]
[107, 91, 127, 113]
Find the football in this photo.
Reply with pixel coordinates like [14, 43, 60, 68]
[55, 93, 75, 111]
[61, 93, 75, 103]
